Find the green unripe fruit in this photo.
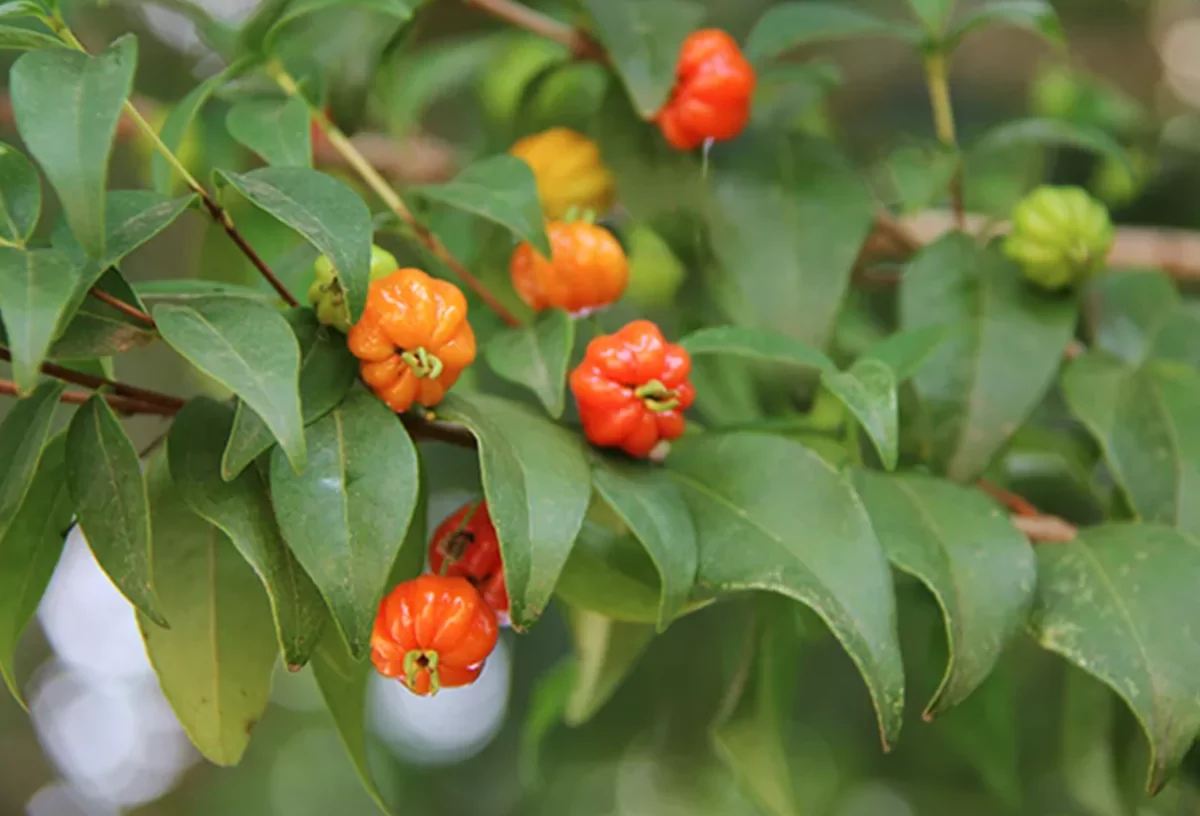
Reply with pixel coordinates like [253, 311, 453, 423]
[1029, 65, 1079, 121]
[623, 225, 686, 308]
[1004, 186, 1114, 291]
[309, 245, 399, 331]
[1092, 149, 1153, 208]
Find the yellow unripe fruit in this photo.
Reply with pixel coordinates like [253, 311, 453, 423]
[509, 128, 615, 220]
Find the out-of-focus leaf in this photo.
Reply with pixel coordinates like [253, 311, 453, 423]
[226, 96, 312, 168]
[484, 309, 574, 418]
[1091, 271, 1200, 369]
[0, 248, 80, 393]
[906, 0, 955, 32]
[822, 359, 898, 470]
[0, 142, 39, 244]
[949, 1, 1064, 48]
[266, 0, 415, 46]
[520, 659, 576, 787]
[747, 3, 913, 61]
[0, 25, 67, 51]
[153, 60, 252, 194]
[861, 323, 953, 382]
[974, 118, 1130, 173]
[563, 606, 655, 726]
[679, 325, 835, 371]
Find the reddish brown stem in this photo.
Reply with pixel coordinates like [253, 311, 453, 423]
[201, 199, 300, 307]
[89, 288, 156, 328]
[462, 0, 603, 59]
[0, 346, 185, 410]
[0, 378, 178, 416]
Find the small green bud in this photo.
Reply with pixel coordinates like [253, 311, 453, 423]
[309, 244, 399, 332]
[1004, 186, 1114, 291]
[623, 225, 686, 308]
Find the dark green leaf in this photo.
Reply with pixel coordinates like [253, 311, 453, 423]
[854, 471, 1036, 715]
[49, 268, 157, 359]
[218, 167, 372, 322]
[270, 390, 418, 658]
[949, 1, 1064, 48]
[168, 398, 326, 668]
[563, 606, 655, 725]
[65, 395, 166, 625]
[592, 458, 698, 631]
[974, 118, 1130, 172]
[520, 660, 576, 788]
[0, 247, 80, 393]
[226, 96, 312, 168]
[0, 380, 62, 545]
[0, 142, 40, 244]
[135, 279, 276, 307]
[483, 309, 574, 418]
[668, 432, 904, 748]
[438, 392, 591, 630]
[11, 36, 136, 259]
[1029, 523, 1200, 793]
[900, 233, 1077, 481]
[678, 325, 835, 372]
[861, 323, 953, 382]
[579, 0, 705, 117]
[140, 454, 276, 766]
[747, 3, 912, 61]
[822, 359, 898, 470]
[415, 155, 549, 256]
[0, 434, 70, 706]
[54, 190, 197, 269]
[153, 60, 251, 194]
[154, 295, 307, 472]
[0, 25, 67, 51]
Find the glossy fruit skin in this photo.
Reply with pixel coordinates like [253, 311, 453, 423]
[570, 320, 696, 458]
[510, 127, 615, 220]
[510, 221, 629, 315]
[308, 245, 400, 332]
[428, 501, 509, 616]
[1004, 186, 1114, 290]
[371, 575, 499, 696]
[347, 268, 476, 412]
[655, 29, 756, 151]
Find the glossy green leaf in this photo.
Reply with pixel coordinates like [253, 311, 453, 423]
[0, 381, 62, 544]
[49, 268, 157, 359]
[483, 309, 574, 418]
[949, 1, 1064, 48]
[900, 233, 1077, 481]
[270, 390, 418, 658]
[854, 471, 1036, 715]
[153, 60, 251, 194]
[822, 359, 899, 470]
[226, 96, 312, 168]
[154, 295, 307, 472]
[168, 398, 326, 668]
[438, 392, 591, 630]
[1029, 523, 1200, 793]
[974, 118, 1130, 173]
[861, 323, 953, 382]
[0, 248, 80, 393]
[0, 435, 70, 706]
[218, 167, 372, 322]
[668, 432, 904, 748]
[415, 155, 549, 256]
[746, 3, 912, 61]
[678, 325, 835, 372]
[579, 0, 705, 117]
[65, 395, 166, 625]
[592, 458, 698, 631]
[564, 606, 655, 726]
[0, 25, 67, 51]
[140, 454, 276, 766]
[907, 0, 955, 32]
[0, 142, 40, 244]
[11, 36, 136, 259]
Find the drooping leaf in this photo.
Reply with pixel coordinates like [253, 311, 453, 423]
[218, 167, 372, 322]
[65, 395, 166, 625]
[579, 0, 705, 118]
[746, 3, 914, 62]
[822, 359, 899, 470]
[563, 606, 655, 726]
[592, 457, 698, 631]
[11, 35, 136, 259]
[226, 96, 312, 168]
[415, 155, 549, 256]
[49, 268, 157, 359]
[0, 434, 70, 706]
[483, 309, 574, 418]
[1029, 523, 1200, 794]
[0, 142, 40, 244]
[0, 380, 62, 544]
[900, 233, 1077, 481]
[438, 392, 591, 630]
[678, 325, 835, 372]
[974, 118, 1130, 173]
[270, 390, 418, 658]
[154, 295, 307, 472]
[0, 247, 80, 393]
[168, 398, 326, 668]
[949, 1, 1064, 48]
[140, 454, 277, 766]
[668, 432, 904, 748]
[861, 323, 953, 382]
[854, 471, 1036, 715]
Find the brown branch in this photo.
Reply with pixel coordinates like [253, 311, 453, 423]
[89, 288, 157, 328]
[199, 198, 299, 307]
[0, 378, 178, 416]
[0, 346, 185, 410]
[462, 0, 604, 59]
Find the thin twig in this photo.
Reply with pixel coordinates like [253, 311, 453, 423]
[88, 288, 157, 328]
[462, 0, 603, 59]
[979, 478, 1041, 518]
[0, 346, 185, 410]
[0, 378, 178, 416]
[1011, 514, 1077, 544]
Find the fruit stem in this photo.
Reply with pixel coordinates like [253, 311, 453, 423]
[922, 50, 965, 229]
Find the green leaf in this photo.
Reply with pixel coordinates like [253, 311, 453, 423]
[218, 167, 372, 322]
[483, 309, 574, 418]
[0, 434, 70, 706]
[270, 390, 418, 658]
[974, 118, 1130, 173]
[949, 1, 1064, 48]
[140, 454, 277, 766]
[49, 268, 157, 359]
[668, 432, 904, 748]
[168, 398, 326, 668]
[0, 142, 40, 244]
[266, 0, 415, 45]
[707, 136, 875, 348]
[0, 380, 62, 545]
[746, 3, 912, 62]
[900, 233, 1077, 481]
[54, 190, 197, 269]
[678, 325, 835, 372]
[11, 35, 136, 260]
[153, 60, 251, 194]
[579, 0, 705, 117]
[520, 659, 575, 787]
[415, 155, 549, 256]
[1029, 523, 1200, 794]
[822, 359, 899, 470]
[563, 606, 655, 726]
[222, 309, 356, 479]
[0, 25, 68, 51]
[65, 395, 166, 625]
[1090, 271, 1200, 369]
[592, 457, 698, 631]
[861, 323, 953, 382]
[854, 471, 1036, 715]
[135, 279, 276, 307]
[438, 392, 591, 630]
[154, 295, 307, 472]
[226, 96, 312, 168]
[0, 248, 80, 393]
[907, 0, 955, 32]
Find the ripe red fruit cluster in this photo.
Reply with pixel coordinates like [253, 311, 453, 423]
[656, 29, 756, 151]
